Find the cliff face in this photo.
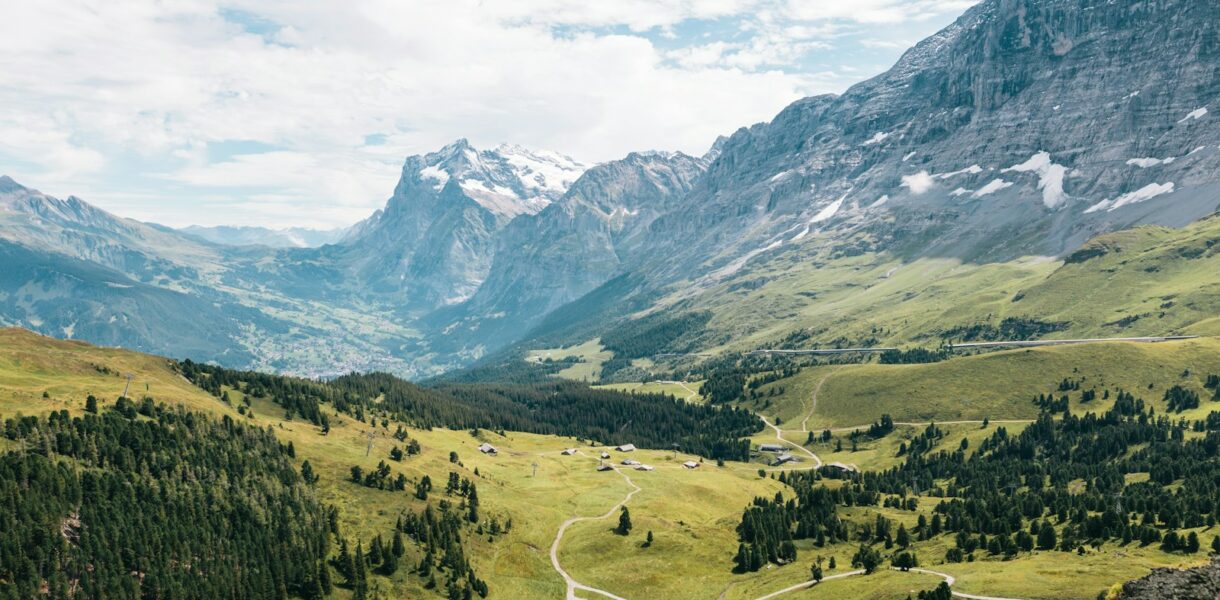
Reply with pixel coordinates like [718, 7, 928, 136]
[641, 0, 1220, 285]
[1119, 557, 1220, 600]
[337, 139, 587, 309]
[430, 151, 708, 353]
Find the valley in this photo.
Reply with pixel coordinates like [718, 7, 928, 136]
[5, 328, 1220, 599]
[3, 0, 1220, 598]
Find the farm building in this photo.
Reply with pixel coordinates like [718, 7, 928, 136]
[634, 464, 655, 471]
[758, 444, 784, 453]
[477, 443, 497, 455]
[621, 459, 640, 466]
[682, 461, 700, 469]
[561, 448, 577, 455]
[599, 451, 611, 459]
[597, 464, 613, 472]
[615, 444, 636, 452]
[772, 453, 797, 466]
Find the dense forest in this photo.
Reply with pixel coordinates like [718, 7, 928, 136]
[598, 311, 712, 360]
[733, 379, 1220, 573]
[0, 403, 331, 599]
[939, 317, 1069, 342]
[180, 363, 762, 461]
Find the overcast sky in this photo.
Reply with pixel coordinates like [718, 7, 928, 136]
[0, 0, 977, 229]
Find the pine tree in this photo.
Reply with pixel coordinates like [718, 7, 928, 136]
[616, 507, 633, 535]
[897, 524, 910, 548]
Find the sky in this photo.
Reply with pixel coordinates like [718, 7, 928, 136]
[0, 0, 978, 229]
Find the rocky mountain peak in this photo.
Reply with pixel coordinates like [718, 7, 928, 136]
[391, 139, 588, 221]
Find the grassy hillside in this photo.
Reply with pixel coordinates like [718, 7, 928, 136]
[3, 328, 1216, 600]
[753, 337, 1220, 428]
[520, 216, 1220, 387]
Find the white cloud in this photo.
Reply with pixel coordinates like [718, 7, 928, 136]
[0, 0, 973, 227]
[901, 170, 935, 194]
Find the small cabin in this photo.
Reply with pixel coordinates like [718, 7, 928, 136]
[621, 459, 640, 466]
[599, 451, 611, 459]
[682, 460, 700, 469]
[758, 444, 784, 453]
[615, 444, 636, 452]
[772, 453, 797, 466]
[597, 464, 613, 472]
[477, 443, 498, 455]
[561, 448, 577, 455]
[635, 464, 655, 471]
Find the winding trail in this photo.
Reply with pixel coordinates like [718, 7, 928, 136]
[549, 465, 642, 600]
[750, 567, 1026, 600]
[752, 569, 866, 600]
[799, 367, 846, 432]
[660, 380, 700, 402]
[787, 419, 1036, 435]
[762, 415, 822, 468]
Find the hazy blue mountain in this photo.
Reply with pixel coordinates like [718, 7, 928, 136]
[179, 225, 348, 248]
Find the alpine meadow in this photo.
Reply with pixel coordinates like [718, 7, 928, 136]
[4, 1, 1220, 599]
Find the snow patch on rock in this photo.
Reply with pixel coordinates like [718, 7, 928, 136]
[1084, 182, 1175, 213]
[1002, 152, 1068, 208]
[972, 179, 1013, 197]
[810, 192, 849, 224]
[863, 132, 890, 146]
[1178, 107, 1208, 123]
[1127, 157, 1175, 168]
[419, 166, 450, 190]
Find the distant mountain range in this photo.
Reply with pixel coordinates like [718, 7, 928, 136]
[179, 225, 349, 248]
[2, 0, 1218, 379]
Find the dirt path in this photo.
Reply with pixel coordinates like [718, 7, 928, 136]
[750, 567, 1027, 600]
[762, 415, 822, 468]
[799, 366, 846, 432]
[751, 569, 866, 600]
[785, 419, 1035, 435]
[549, 465, 642, 600]
[660, 380, 700, 402]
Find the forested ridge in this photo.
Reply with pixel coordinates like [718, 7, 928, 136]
[0, 404, 331, 599]
[734, 378, 1220, 573]
[181, 363, 762, 461]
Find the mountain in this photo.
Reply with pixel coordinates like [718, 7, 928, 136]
[2, 0, 1220, 380]
[335, 139, 588, 309]
[482, 0, 1220, 367]
[432, 150, 708, 352]
[179, 225, 349, 248]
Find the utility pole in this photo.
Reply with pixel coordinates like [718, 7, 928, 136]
[122, 374, 134, 399]
[365, 430, 376, 457]
[531, 462, 539, 478]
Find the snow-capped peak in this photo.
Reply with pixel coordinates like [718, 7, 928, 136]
[406, 140, 588, 219]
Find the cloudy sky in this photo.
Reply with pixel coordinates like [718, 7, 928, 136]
[0, 0, 977, 229]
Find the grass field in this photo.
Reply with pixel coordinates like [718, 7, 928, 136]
[2, 327, 1215, 599]
[527, 338, 612, 381]
[755, 337, 1220, 428]
[595, 380, 704, 402]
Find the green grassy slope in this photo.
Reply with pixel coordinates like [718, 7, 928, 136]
[4, 328, 1215, 600]
[531, 216, 1220, 385]
[754, 337, 1220, 428]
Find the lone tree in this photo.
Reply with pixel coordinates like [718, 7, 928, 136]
[644, 530, 654, 548]
[85, 395, 98, 413]
[810, 564, 823, 582]
[616, 507, 633, 535]
[892, 551, 919, 571]
[851, 545, 881, 574]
